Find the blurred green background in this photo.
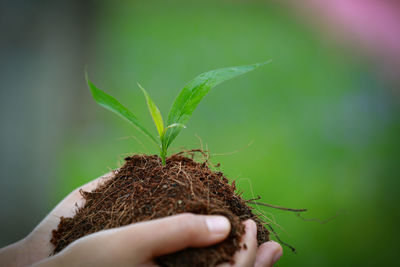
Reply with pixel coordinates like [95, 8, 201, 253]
[1, 0, 399, 266]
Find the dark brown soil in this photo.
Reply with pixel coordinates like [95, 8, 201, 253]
[51, 153, 270, 266]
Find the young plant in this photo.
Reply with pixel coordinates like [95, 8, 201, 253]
[86, 62, 268, 165]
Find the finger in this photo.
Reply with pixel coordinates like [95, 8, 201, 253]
[254, 241, 283, 267]
[219, 219, 258, 267]
[113, 213, 231, 260]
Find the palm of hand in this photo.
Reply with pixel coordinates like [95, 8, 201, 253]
[25, 172, 115, 263]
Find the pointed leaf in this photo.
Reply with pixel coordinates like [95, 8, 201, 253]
[138, 83, 164, 138]
[86, 74, 158, 144]
[164, 61, 269, 148]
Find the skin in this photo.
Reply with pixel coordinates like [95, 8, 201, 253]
[0, 172, 282, 267]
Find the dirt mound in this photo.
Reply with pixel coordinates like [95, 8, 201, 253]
[51, 154, 269, 266]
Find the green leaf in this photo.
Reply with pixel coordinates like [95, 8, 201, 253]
[162, 123, 186, 139]
[137, 83, 165, 138]
[164, 61, 269, 148]
[86, 73, 158, 144]
[165, 123, 186, 132]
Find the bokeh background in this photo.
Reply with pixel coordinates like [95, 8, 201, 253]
[1, 0, 400, 266]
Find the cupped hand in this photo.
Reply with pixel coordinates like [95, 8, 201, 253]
[33, 214, 282, 267]
[1, 172, 282, 267]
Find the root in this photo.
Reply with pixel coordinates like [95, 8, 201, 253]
[245, 195, 309, 253]
[210, 140, 255, 157]
[246, 196, 307, 212]
[266, 224, 297, 253]
[174, 149, 210, 163]
[295, 210, 345, 224]
[248, 202, 307, 212]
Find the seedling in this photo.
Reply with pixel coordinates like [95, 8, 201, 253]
[53, 61, 305, 265]
[86, 62, 268, 165]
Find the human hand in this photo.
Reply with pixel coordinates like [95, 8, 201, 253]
[0, 172, 282, 266]
[0, 172, 116, 266]
[32, 214, 282, 267]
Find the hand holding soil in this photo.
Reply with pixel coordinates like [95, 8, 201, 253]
[0, 172, 282, 267]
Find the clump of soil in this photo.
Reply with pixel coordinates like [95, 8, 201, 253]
[51, 153, 270, 266]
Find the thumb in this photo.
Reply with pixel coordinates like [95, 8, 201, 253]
[119, 213, 231, 260]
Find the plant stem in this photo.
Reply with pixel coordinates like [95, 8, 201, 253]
[160, 148, 166, 165]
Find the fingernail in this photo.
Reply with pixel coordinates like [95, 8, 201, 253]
[205, 216, 231, 234]
[245, 219, 257, 235]
[272, 245, 283, 264]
